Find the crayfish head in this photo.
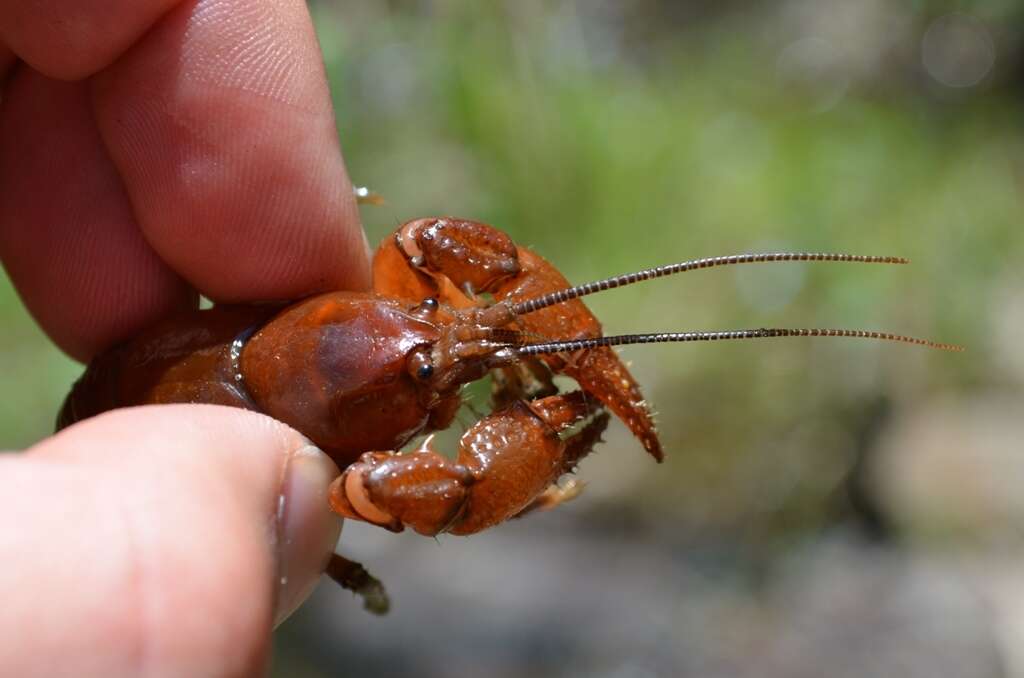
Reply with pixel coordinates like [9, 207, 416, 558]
[404, 300, 530, 405]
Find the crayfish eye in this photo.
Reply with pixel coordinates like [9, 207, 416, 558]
[407, 348, 435, 382]
[410, 297, 439, 319]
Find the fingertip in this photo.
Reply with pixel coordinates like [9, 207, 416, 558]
[92, 0, 372, 302]
[16, 406, 344, 675]
[273, 444, 343, 627]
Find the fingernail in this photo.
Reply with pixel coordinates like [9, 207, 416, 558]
[274, 445, 343, 627]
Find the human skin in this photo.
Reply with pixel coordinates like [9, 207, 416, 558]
[0, 1, 368, 675]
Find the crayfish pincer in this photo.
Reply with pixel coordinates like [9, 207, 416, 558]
[58, 217, 961, 613]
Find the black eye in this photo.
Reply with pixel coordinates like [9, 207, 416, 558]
[408, 347, 436, 382]
[411, 297, 440, 317]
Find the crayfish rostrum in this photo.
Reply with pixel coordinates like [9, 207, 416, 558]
[59, 214, 960, 613]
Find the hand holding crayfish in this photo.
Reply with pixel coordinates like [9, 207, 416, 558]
[0, 0, 367, 674]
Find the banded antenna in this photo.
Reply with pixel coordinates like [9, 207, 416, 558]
[516, 328, 964, 357]
[510, 252, 908, 317]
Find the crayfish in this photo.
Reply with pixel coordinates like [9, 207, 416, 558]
[58, 212, 960, 613]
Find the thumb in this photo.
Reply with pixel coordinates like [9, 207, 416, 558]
[0, 404, 342, 678]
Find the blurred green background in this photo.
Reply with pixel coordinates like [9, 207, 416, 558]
[5, 1, 1024, 676]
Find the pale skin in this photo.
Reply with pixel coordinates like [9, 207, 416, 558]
[0, 1, 368, 675]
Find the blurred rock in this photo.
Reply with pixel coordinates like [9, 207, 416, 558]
[872, 395, 1024, 544]
[274, 525, 1003, 677]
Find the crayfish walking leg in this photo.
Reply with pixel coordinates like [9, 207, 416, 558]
[326, 554, 390, 615]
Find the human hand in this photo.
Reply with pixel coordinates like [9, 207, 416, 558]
[0, 1, 368, 675]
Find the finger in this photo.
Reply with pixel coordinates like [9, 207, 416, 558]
[0, 43, 14, 81]
[0, 68, 195, 361]
[0, 0, 179, 80]
[92, 0, 371, 303]
[0, 405, 342, 677]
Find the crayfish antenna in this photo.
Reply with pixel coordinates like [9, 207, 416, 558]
[508, 252, 909, 317]
[515, 329, 964, 356]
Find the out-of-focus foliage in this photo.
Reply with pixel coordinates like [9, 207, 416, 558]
[2, 1, 1023, 677]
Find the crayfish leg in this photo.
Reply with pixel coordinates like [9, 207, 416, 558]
[326, 553, 390, 615]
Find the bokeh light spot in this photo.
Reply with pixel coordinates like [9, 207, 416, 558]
[921, 13, 996, 89]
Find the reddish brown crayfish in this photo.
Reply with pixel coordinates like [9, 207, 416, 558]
[58, 214, 961, 613]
